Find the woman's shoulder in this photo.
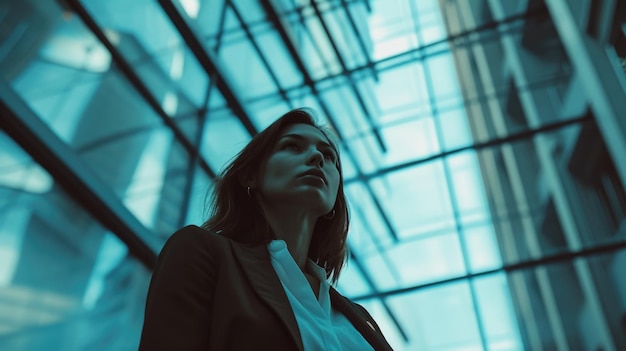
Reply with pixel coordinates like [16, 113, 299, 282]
[162, 225, 267, 260]
[170, 225, 220, 239]
[330, 287, 375, 320]
[159, 225, 272, 273]
[161, 225, 234, 252]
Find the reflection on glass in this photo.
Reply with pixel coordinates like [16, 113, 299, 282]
[2, 0, 195, 236]
[370, 161, 455, 237]
[0, 131, 150, 351]
[5, 9, 110, 145]
[81, 0, 209, 111]
[200, 109, 251, 171]
[473, 273, 524, 349]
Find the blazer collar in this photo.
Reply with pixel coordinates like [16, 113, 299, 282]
[230, 242, 304, 351]
[230, 241, 393, 351]
[330, 288, 394, 351]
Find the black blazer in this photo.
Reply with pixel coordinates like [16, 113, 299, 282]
[139, 225, 393, 350]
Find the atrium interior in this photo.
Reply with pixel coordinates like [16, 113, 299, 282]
[1, 0, 625, 350]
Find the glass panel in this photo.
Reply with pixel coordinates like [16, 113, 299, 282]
[303, 13, 342, 76]
[82, 0, 209, 112]
[3, 7, 109, 146]
[463, 223, 503, 272]
[177, 0, 225, 36]
[218, 36, 278, 99]
[413, 0, 447, 45]
[247, 95, 291, 130]
[507, 253, 626, 350]
[184, 167, 214, 226]
[230, 0, 265, 24]
[370, 161, 455, 239]
[0, 130, 150, 351]
[335, 261, 372, 297]
[318, 5, 366, 70]
[373, 62, 431, 124]
[346, 181, 395, 253]
[200, 108, 251, 171]
[448, 152, 492, 222]
[255, 31, 304, 88]
[172, 112, 203, 144]
[368, 0, 421, 61]
[386, 231, 466, 286]
[120, 132, 191, 236]
[2, 0, 193, 235]
[277, 10, 332, 80]
[438, 106, 473, 150]
[473, 273, 524, 350]
[320, 80, 371, 139]
[469, 121, 625, 265]
[587, 251, 626, 349]
[337, 143, 359, 180]
[425, 52, 461, 99]
[359, 248, 401, 291]
[385, 282, 483, 350]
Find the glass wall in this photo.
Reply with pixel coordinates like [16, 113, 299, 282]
[0, 130, 150, 350]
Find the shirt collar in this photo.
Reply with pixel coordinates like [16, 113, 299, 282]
[306, 258, 328, 282]
[268, 240, 328, 282]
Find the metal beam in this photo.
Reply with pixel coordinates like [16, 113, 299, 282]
[158, 0, 258, 136]
[261, 0, 398, 241]
[349, 251, 410, 342]
[351, 231, 626, 301]
[339, 0, 378, 80]
[63, 0, 217, 181]
[309, 0, 386, 152]
[346, 111, 593, 184]
[251, 5, 546, 103]
[228, 0, 292, 108]
[0, 81, 159, 269]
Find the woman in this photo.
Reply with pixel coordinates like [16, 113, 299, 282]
[139, 109, 393, 350]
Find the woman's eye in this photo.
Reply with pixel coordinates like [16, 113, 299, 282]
[282, 143, 300, 151]
[323, 151, 336, 162]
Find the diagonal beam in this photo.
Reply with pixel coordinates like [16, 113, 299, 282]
[347, 114, 593, 184]
[260, 0, 318, 96]
[309, 0, 386, 152]
[0, 81, 159, 270]
[228, 0, 292, 108]
[339, 0, 378, 80]
[63, 0, 217, 181]
[351, 233, 626, 301]
[349, 250, 410, 342]
[261, 0, 398, 242]
[158, 0, 258, 136]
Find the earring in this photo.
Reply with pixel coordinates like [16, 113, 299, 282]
[247, 186, 253, 198]
[323, 209, 336, 219]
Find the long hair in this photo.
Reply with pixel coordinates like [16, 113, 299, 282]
[201, 108, 349, 283]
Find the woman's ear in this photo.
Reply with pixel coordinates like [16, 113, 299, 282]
[238, 174, 257, 189]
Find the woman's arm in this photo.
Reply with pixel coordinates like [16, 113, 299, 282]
[138, 227, 217, 350]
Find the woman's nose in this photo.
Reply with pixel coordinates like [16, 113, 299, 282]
[307, 148, 324, 167]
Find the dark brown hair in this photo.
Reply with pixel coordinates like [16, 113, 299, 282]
[201, 108, 349, 283]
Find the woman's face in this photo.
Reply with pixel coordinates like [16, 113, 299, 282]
[257, 123, 340, 216]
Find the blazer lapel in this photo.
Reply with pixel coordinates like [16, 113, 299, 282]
[330, 288, 394, 351]
[230, 242, 304, 351]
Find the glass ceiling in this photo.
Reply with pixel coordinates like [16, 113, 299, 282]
[0, 0, 538, 349]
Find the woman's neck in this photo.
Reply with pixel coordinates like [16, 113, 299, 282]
[261, 206, 317, 270]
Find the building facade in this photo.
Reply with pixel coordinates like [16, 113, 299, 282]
[439, 0, 626, 349]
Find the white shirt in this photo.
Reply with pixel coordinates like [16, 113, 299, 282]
[268, 240, 374, 351]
